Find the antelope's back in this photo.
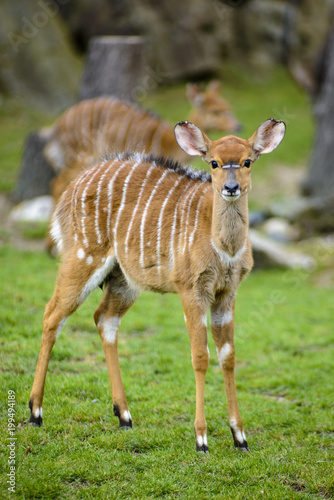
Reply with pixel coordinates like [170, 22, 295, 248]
[53, 153, 212, 292]
[44, 98, 180, 171]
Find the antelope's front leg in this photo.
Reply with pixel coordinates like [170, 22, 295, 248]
[181, 291, 209, 453]
[211, 296, 249, 451]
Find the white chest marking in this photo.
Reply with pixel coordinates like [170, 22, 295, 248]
[211, 241, 246, 266]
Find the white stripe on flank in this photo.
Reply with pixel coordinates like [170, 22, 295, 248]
[94, 160, 116, 244]
[81, 165, 102, 247]
[113, 162, 140, 253]
[169, 181, 192, 269]
[72, 167, 92, 242]
[178, 184, 195, 254]
[106, 162, 129, 243]
[156, 177, 183, 275]
[211, 240, 246, 266]
[124, 165, 155, 256]
[182, 182, 203, 254]
[188, 185, 211, 248]
[140, 170, 168, 269]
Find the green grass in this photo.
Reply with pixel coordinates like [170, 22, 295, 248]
[0, 246, 333, 499]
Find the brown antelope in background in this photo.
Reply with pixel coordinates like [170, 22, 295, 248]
[43, 82, 241, 206]
[186, 80, 242, 133]
[29, 118, 285, 452]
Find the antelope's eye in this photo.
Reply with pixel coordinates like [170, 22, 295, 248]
[244, 159, 251, 168]
[211, 161, 219, 169]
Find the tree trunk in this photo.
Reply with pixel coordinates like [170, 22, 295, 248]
[303, 22, 334, 199]
[13, 132, 56, 203]
[79, 36, 145, 102]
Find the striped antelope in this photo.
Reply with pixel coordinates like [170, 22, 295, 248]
[29, 118, 285, 453]
[43, 83, 241, 205]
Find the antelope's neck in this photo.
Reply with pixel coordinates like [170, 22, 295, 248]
[211, 192, 249, 258]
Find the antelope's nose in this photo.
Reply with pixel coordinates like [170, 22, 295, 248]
[224, 183, 240, 195]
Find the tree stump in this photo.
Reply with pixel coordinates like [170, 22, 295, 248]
[15, 36, 146, 203]
[13, 132, 56, 203]
[303, 22, 334, 199]
[79, 36, 146, 102]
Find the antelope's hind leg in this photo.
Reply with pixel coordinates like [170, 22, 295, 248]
[94, 264, 138, 429]
[29, 256, 93, 426]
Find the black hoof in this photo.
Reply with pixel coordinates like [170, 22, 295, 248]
[196, 443, 209, 453]
[113, 404, 132, 429]
[230, 426, 249, 452]
[235, 441, 250, 452]
[29, 400, 42, 427]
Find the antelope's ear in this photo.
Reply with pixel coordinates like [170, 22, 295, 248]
[250, 118, 286, 155]
[174, 121, 210, 157]
[186, 83, 204, 106]
[207, 79, 221, 94]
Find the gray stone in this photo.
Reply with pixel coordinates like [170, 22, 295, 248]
[261, 217, 300, 243]
[9, 195, 53, 223]
[250, 229, 314, 270]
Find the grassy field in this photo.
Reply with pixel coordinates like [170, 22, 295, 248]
[0, 245, 333, 499]
[0, 67, 333, 499]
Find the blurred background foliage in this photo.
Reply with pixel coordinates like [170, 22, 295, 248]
[0, 0, 328, 193]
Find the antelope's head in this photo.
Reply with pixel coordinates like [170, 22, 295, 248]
[175, 118, 286, 202]
[186, 80, 241, 133]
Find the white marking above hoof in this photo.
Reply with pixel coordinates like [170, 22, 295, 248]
[230, 417, 246, 444]
[34, 407, 43, 419]
[122, 410, 132, 422]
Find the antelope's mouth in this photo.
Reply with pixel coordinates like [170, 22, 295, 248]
[222, 189, 241, 202]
